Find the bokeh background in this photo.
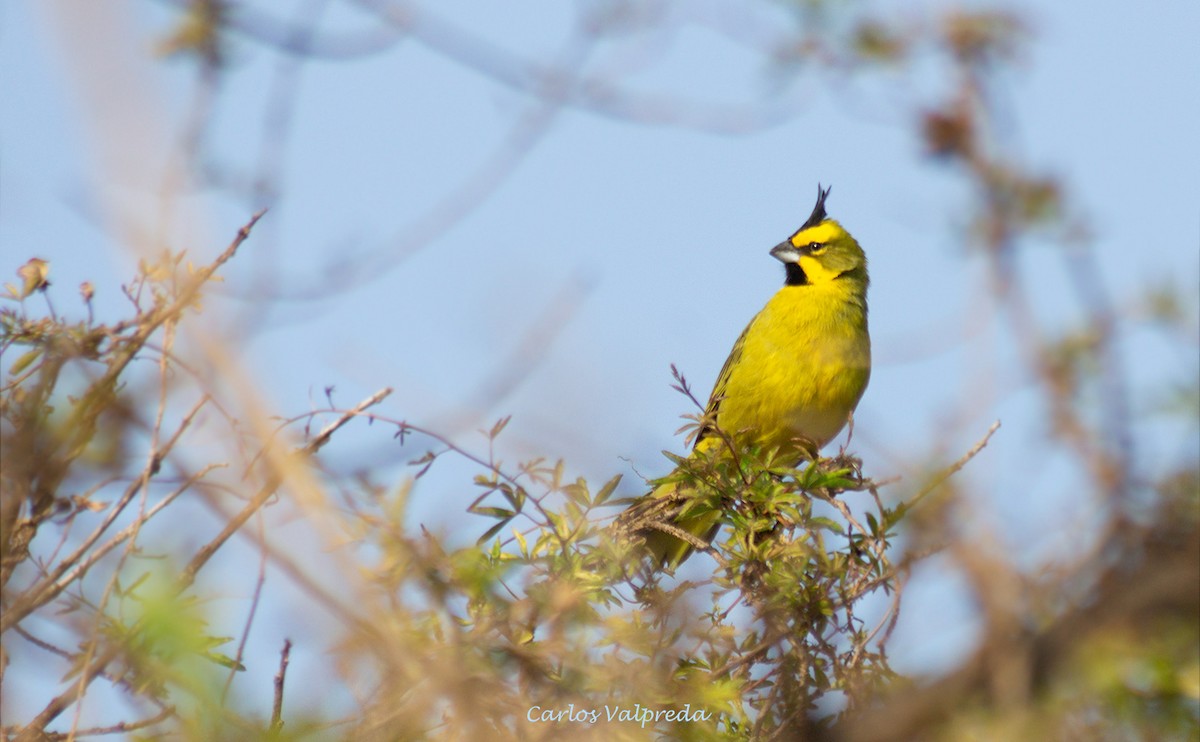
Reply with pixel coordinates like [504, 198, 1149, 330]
[3, 0, 1197, 733]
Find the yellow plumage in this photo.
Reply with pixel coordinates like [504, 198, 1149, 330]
[617, 186, 871, 568]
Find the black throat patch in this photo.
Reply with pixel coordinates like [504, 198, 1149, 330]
[785, 262, 808, 286]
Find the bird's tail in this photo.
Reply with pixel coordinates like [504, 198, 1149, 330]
[612, 478, 724, 570]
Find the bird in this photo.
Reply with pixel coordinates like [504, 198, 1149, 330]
[615, 185, 871, 569]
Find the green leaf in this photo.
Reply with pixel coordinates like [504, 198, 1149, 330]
[885, 502, 909, 527]
[564, 498, 584, 526]
[500, 484, 527, 511]
[594, 474, 622, 506]
[477, 519, 512, 544]
[661, 450, 688, 467]
[563, 479, 590, 507]
[810, 516, 844, 534]
[470, 506, 515, 520]
[204, 651, 246, 671]
[8, 347, 42, 375]
[544, 510, 568, 539]
[605, 495, 641, 506]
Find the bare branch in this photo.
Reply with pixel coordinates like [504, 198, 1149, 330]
[1, 397, 214, 633]
[178, 386, 392, 591]
[906, 420, 1001, 509]
[270, 639, 293, 733]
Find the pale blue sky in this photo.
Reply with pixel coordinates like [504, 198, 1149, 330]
[3, 0, 1198, 730]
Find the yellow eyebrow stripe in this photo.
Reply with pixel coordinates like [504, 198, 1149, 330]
[790, 220, 843, 246]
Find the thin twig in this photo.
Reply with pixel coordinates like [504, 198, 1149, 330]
[189, 482, 380, 640]
[9, 626, 169, 717]
[1, 396, 213, 633]
[179, 386, 392, 592]
[385, 418, 563, 534]
[56, 210, 265, 466]
[47, 464, 224, 599]
[11, 215, 266, 741]
[51, 705, 176, 739]
[907, 420, 1001, 509]
[270, 639, 293, 734]
[221, 511, 271, 705]
[642, 520, 730, 570]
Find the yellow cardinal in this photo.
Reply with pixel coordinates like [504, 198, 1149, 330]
[617, 185, 870, 568]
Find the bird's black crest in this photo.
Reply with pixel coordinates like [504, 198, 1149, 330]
[800, 184, 832, 230]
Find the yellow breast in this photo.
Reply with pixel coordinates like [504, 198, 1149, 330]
[708, 279, 870, 459]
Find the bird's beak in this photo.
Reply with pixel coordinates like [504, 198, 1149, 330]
[770, 240, 801, 264]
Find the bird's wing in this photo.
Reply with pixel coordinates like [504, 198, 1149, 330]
[695, 317, 754, 448]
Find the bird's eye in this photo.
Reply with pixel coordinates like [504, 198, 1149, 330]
[808, 241, 824, 252]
